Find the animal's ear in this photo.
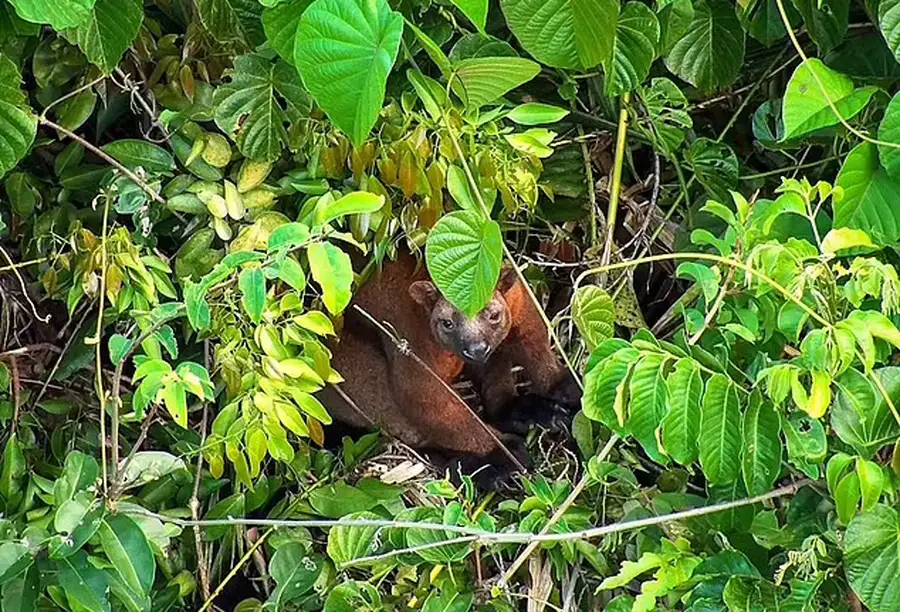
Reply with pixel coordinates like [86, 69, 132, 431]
[497, 266, 518, 294]
[409, 281, 439, 309]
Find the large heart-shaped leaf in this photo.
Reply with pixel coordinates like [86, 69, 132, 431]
[572, 286, 615, 351]
[664, 0, 745, 92]
[878, 92, 900, 178]
[499, 0, 617, 70]
[425, 210, 502, 317]
[699, 374, 743, 485]
[661, 358, 703, 466]
[832, 367, 900, 458]
[603, 2, 660, 97]
[451, 0, 488, 32]
[452, 57, 540, 109]
[781, 59, 876, 140]
[834, 143, 900, 246]
[737, 0, 791, 46]
[262, 0, 313, 64]
[9, 0, 94, 29]
[270, 543, 323, 605]
[845, 505, 900, 611]
[294, 0, 403, 148]
[214, 55, 311, 162]
[880, 0, 900, 64]
[0, 56, 36, 179]
[62, 0, 141, 74]
[793, 0, 848, 54]
[195, 0, 264, 46]
[98, 515, 155, 596]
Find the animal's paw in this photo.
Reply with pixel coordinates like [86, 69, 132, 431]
[446, 435, 529, 491]
[499, 393, 572, 436]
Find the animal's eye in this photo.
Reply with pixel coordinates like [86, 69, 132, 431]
[489, 310, 502, 323]
[441, 319, 454, 330]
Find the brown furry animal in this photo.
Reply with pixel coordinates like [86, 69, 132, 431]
[319, 252, 525, 485]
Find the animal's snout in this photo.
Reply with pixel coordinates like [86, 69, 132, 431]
[461, 341, 490, 363]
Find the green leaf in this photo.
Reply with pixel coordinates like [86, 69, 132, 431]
[699, 374, 743, 485]
[835, 142, 900, 246]
[602, 2, 660, 97]
[500, 0, 617, 70]
[781, 59, 876, 140]
[107, 334, 133, 366]
[294, 0, 403, 148]
[846, 505, 900, 611]
[0, 542, 32, 584]
[687, 138, 739, 203]
[572, 286, 615, 352]
[102, 139, 174, 174]
[267, 258, 307, 293]
[507, 103, 569, 125]
[238, 267, 266, 324]
[664, 0, 745, 92]
[676, 262, 719, 303]
[184, 282, 211, 331]
[1, 565, 38, 612]
[425, 210, 503, 318]
[836, 471, 861, 523]
[741, 397, 782, 495]
[793, 0, 848, 54]
[270, 543, 322, 606]
[63, 0, 141, 74]
[214, 55, 311, 162]
[314, 191, 384, 226]
[8, 0, 94, 29]
[452, 57, 540, 109]
[737, 0, 791, 46]
[262, 0, 312, 64]
[307, 242, 353, 315]
[451, 0, 487, 32]
[661, 358, 703, 466]
[204, 493, 245, 541]
[0, 56, 36, 179]
[195, 0, 264, 46]
[119, 451, 186, 488]
[582, 347, 639, 434]
[99, 515, 155, 596]
[327, 511, 382, 566]
[162, 381, 188, 428]
[639, 77, 692, 152]
[267, 222, 311, 252]
[58, 551, 110, 612]
[657, 0, 694, 54]
[857, 459, 885, 512]
[880, 0, 900, 65]
[627, 353, 668, 463]
[323, 580, 382, 612]
[54, 451, 99, 506]
[832, 368, 900, 459]
[878, 92, 900, 179]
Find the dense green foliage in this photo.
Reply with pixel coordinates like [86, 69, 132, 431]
[2, 0, 900, 610]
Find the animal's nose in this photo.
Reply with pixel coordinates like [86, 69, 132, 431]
[462, 342, 489, 363]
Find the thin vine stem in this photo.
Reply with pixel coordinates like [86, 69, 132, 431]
[127, 478, 809, 546]
[94, 195, 110, 496]
[602, 93, 631, 272]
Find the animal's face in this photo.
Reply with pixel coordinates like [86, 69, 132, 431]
[409, 272, 516, 364]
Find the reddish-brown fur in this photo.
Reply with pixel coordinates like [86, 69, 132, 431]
[319, 252, 514, 459]
[472, 271, 576, 426]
